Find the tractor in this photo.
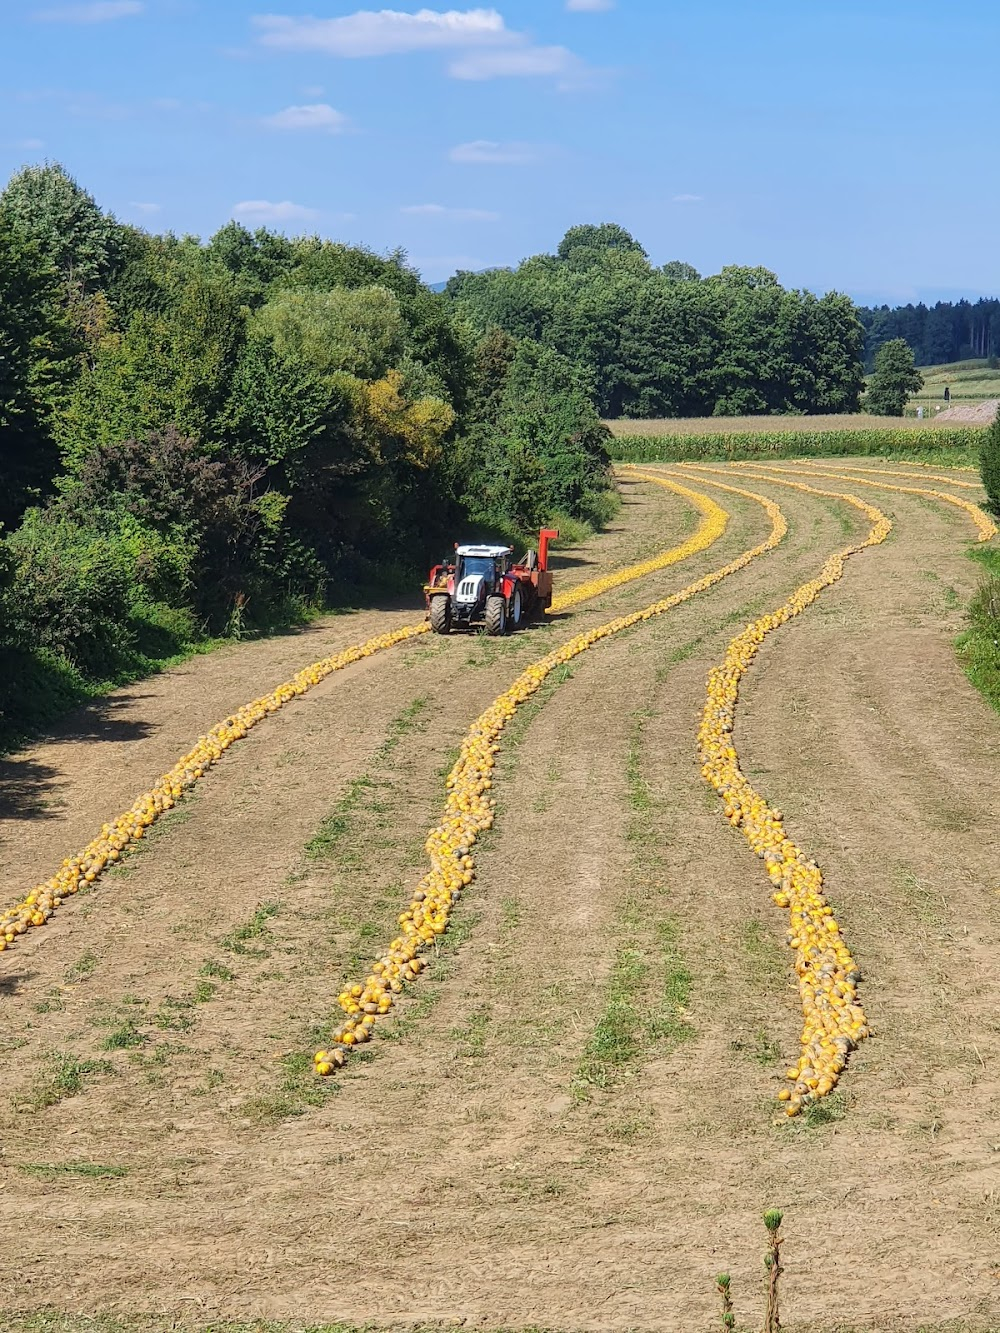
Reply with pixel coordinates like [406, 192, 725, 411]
[424, 529, 559, 636]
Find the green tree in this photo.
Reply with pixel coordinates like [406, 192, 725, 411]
[1, 163, 119, 291]
[0, 214, 75, 524]
[456, 338, 613, 534]
[255, 286, 406, 383]
[59, 265, 245, 462]
[662, 260, 701, 282]
[556, 223, 648, 268]
[866, 338, 924, 416]
[204, 222, 295, 305]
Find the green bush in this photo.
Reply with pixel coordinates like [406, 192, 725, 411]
[980, 407, 1000, 517]
[5, 508, 198, 679]
[7, 512, 138, 677]
[607, 426, 986, 464]
[958, 551, 1000, 713]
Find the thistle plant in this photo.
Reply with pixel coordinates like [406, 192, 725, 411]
[716, 1272, 736, 1331]
[763, 1208, 784, 1333]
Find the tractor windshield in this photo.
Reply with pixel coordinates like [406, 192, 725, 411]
[458, 555, 497, 582]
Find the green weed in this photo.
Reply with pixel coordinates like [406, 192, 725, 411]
[17, 1161, 128, 1181]
[21, 1054, 114, 1111]
[221, 901, 280, 957]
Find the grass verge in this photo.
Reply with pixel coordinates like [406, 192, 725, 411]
[957, 549, 1000, 713]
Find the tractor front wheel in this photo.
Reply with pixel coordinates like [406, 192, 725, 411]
[430, 596, 452, 635]
[484, 595, 508, 637]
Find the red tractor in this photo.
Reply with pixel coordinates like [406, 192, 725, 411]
[425, 529, 559, 636]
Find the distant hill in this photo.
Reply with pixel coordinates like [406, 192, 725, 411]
[914, 359, 1000, 404]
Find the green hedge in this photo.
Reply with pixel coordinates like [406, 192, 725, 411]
[608, 427, 986, 463]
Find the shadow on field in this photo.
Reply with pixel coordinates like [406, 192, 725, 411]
[0, 756, 64, 823]
[0, 969, 37, 996]
[48, 694, 157, 748]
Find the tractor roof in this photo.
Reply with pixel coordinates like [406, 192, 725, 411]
[456, 544, 513, 557]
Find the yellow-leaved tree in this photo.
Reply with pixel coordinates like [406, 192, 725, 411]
[358, 368, 455, 469]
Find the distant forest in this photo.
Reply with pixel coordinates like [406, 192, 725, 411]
[447, 225, 866, 419]
[858, 298, 1000, 370]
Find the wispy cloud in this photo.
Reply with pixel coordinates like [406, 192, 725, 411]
[232, 199, 320, 224]
[252, 8, 599, 85]
[34, 1, 143, 21]
[672, 193, 703, 203]
[129, 201, 161, 214]
[449, 44, 580, 81]
[252, 8, 512, 57]
[449, 139, 542, 165]
[262, 103, 349, 133]
[566, 0, 614, 9]
[402, 203, 500, 221]
[17, 138, 46, 150]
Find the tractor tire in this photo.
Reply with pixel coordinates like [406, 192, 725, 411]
[509, 583, 524, 629]
[484, 594, 508, 637]
[430, 596, 452, 635]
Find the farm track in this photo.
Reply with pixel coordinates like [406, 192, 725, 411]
[0, 463, 998, 1332]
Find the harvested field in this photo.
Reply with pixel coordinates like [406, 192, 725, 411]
[1, 462, 998, 1333]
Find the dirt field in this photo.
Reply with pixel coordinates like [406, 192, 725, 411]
[1, 462, 998, 1333]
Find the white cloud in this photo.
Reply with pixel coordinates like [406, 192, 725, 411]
[18, 138, 46, 150]
[449, 139, 541, 165]
[566, 0, 614, 9]
[402, 203, 500, 221]
[262, 103, 349, 133]
[129, 201, 161, 214]
[449, 44, 579, 80]
[252, 7, 599, 85]
[672, 193, 703, 203]
[35, 1, 143, 21]
[252, 8, 512, 57]
[232, 199, 320, 224]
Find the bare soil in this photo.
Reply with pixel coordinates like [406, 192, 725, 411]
[0, 464, 997, 1332]
[936, 399, 999, 424]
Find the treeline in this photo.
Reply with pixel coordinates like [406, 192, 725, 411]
[445, 224, 866, 419]
[0, 164, 612, 739]
[859, 298, 1000, 370]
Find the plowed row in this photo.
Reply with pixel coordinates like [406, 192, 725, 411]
[0, 460, 998, 1333]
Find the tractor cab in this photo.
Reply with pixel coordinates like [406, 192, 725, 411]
[453, 544, 513, 611]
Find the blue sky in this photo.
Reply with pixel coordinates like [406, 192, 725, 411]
[3, 0, 999, 302]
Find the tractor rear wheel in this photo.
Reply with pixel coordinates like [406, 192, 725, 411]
[509, 584, 524, 629]
[484, 595, 508, 637]
[430, 596, 452, 635]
